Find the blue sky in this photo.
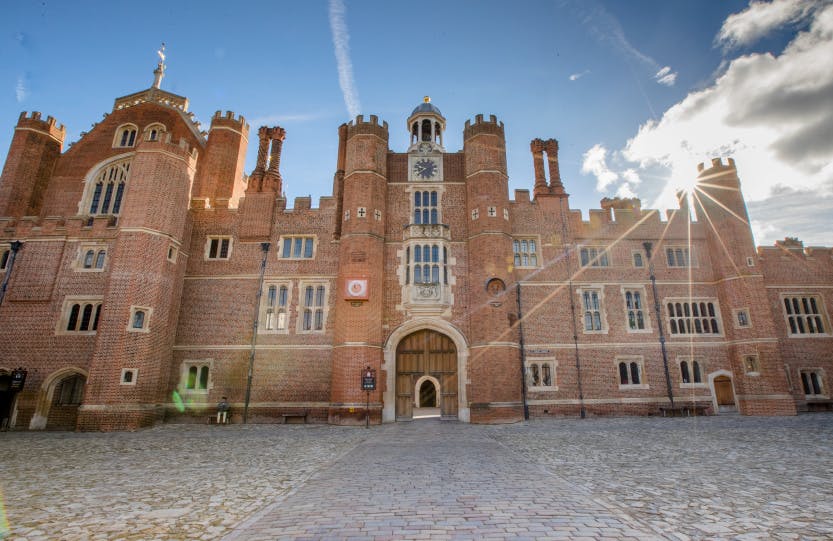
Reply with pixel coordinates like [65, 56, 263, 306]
[2, 0, 831, 245]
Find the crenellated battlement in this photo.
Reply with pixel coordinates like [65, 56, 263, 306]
[16, 111, 66, 141]
[759, 238, 833, 261]
[463, 114, 504, 140]
[697, 156, 736, 174]
[210, 110, 249, 132]
[346, 115, 389, 140]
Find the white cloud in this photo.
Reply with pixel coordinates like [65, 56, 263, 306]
[654, 66, 678, 86]
[328, 0, 361, 119]
[600, 3, 833, 246]
[569, 70, 589, 81]
[581, 144, 619, 191]
[717, 0, 822, 49]
[15, 75, 28, 103]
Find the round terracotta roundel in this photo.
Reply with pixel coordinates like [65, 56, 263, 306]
[346, 279, 368, 297]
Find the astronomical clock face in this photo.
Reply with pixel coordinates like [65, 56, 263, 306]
[413, 158, 439, 180]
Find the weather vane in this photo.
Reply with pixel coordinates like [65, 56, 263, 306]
[157, 42, 166, 63]
[153, 42, 167, 89]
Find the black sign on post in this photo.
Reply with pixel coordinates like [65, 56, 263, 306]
[10, 368, 27, 392]
[361, 366, 376, 428]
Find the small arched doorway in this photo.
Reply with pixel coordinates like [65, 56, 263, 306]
[396, 330, 457, 420]
[713, 374, 737, 413]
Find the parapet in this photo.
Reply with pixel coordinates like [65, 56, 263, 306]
[346, 115, 389, 140]
[210, 110, 249, 133]
[463, 114, 504, 140]
[16, 111, 66, 142]
[697, 157, 736, 174]
[138, 133, 199, 165]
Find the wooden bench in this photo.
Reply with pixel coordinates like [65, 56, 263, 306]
[659, 404, 710, 417]
[282, 411, 308, 424]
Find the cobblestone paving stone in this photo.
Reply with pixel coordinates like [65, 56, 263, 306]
[3, 415, 833, 540]
[487, 414, 833, 541]
[0, 424, 368, 541]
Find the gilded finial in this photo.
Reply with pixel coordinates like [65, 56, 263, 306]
[424, 96, 430, 103]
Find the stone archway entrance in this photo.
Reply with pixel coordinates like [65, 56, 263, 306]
[713, 375, 736, 413]
[396, 330, 457, 421]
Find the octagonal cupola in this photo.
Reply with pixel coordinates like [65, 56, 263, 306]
[407, 96, 446, 152]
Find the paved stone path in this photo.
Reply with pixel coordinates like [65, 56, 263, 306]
[2, 415, 833, 540]
[225, 420, 663, 541]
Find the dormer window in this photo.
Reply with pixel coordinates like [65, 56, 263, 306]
[144, 123, 167, 142]
[114, 124, 138, 148]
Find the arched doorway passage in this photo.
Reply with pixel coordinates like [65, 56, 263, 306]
[30, 367, 88, 430]
[395, 330, 457, 421]
[0, 370, 16, 430]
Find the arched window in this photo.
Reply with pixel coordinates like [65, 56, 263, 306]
[115, 124, 138, 148]
[86, 158, 131, 216]
[79, 304, 93, 331]
[680, 361, 690, 383]
[83, 250, 94, 269]
[95, 250, 106, 269]
[67, 304, 80, 331]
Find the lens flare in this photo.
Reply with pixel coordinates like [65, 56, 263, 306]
[172, 390, 185, 413]
[0, 488, 10, 539]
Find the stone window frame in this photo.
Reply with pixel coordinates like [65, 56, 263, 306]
[621, 285, 652, 334]
[406, 241, 448, 286]
[205, 235, 233, 260]
[733, 308, 752, 329]
[120, 368, 138, 386]
[296, 280, 330, 334]
[576, 285, 609, 334]
[743, 354, 760, 376]
[79, 155, 132, 217]
[503, 208, 509, 221]
[579, 245, 611, 267]
[56, 296, 104, 336]
[127, 305, 153, 333]
[799, 368, 827, 398]
[678, 355, 707, 388]
[632, 250, 644, 268]
[167, 244, 178, 263]
[74, 243, 108, 272]
[259, 280, 294, 335]
[512, 236, 541, 269]
[616, 355, 648, 390]
[142, 122, 167, 142]
[780, 293, 830, 337]
[113, 123, 138, 148]
[278, 235, 317, 260]
[664, 245, 696, 268]
[664, 297, 724, 337]
[409, 186, 443, 226]
[179, 359, 214, 395]
[526, 357, 558, 391]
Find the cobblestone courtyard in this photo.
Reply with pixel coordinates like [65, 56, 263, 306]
[2, 415, 832, 540]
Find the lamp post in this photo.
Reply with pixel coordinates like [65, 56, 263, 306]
[643, 242, 674, 409]
[0, 241, 23, 310]
[243, 242, 270, 424]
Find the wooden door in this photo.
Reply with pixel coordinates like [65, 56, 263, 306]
[395, 330, 457, 420]
[714, 376, 735, 406]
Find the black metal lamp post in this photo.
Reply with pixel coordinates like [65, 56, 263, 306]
[643, 242, 674, 409]
[243, 242, 270, 424]
[0, 240, 23, 309]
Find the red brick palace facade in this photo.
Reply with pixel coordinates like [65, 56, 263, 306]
[1, 68, 831, 430]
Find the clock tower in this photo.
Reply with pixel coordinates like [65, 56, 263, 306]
[407, 96, 445, 181]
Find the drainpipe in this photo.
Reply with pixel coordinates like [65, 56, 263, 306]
[559, 201, 585, 418]
[516, 282, 529, 420]
[0, 241, 24, 310]
[643, 242, 674, 409]
[243, 242, 270, 423]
